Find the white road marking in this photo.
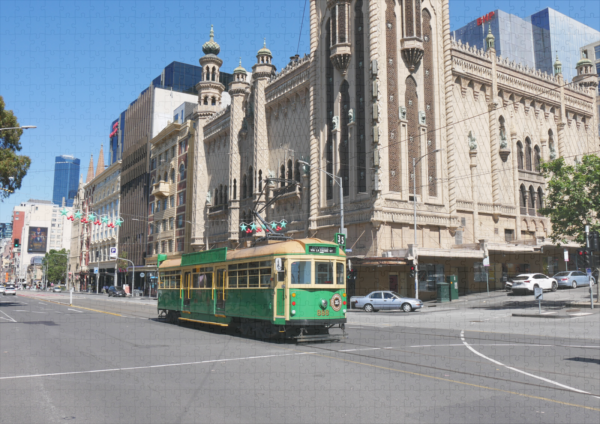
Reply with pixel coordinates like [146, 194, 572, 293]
[0, 310, 16, 323]
[0, 352, 315, 381]
[461, 330, 591, 395]
[68, 309, 82, 313]
[30, 311, 46, 314]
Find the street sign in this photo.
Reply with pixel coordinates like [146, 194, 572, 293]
[564, 249, 569, 262]
[534, 286, 543, 300]
[586, 268, 592, 276]
[94, 267, 99, 274]
[110, 247, 117, 259]
[482, 257, 490, 267]
[345, 249, 352, 253]
[335, 233, 346, 248]
[140, 272, 145, 278]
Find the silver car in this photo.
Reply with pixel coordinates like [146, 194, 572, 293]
[553, 271, 595, 289]
[351, 291, 423, 312]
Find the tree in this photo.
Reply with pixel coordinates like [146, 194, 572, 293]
[43, 249, 69, 284]
[0, 96, 32, 199]
[539, 155, 600, 245]
[117, 251, 129, 272]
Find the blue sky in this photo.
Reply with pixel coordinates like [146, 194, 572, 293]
[1, 0, 599, 222]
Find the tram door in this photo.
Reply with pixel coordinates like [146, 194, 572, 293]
[182, 272, 192, 313]
[215, 268, 226, 313]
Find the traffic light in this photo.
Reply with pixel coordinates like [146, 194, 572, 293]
[13, 239, 19, 248]
[347, 269, 357, 281]
[583, 249, 590, 268]
[408, 260, 417, 279]
[591, 231, 600, 251]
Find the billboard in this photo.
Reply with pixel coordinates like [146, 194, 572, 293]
[27, 227, 48, 253]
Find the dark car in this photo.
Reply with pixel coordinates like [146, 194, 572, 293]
[107, 286, 126, 297]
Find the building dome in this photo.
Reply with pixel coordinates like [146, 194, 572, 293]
[233, 59, 247, 75]
[257, 39, 272, 57]
[576, 57, 593, 68]
[202, 25, 221, 56]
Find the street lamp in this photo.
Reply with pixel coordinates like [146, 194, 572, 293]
[298, 160, 344, 234]
[0, 126, 37, 131]
[412, 148, 442, 301]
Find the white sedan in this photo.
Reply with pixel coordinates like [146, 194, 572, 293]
[3, 285, 16, 295]
[510, 273, 557, 294]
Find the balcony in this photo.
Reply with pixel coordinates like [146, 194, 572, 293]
[151, 181, 171, 199]
[208, 203, 228, 215]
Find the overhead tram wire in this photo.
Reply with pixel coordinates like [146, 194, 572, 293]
[297, 0, 308, 55]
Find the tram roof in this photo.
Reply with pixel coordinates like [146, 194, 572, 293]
[227, 238, 345, 261]
[159, 238, 344, 270]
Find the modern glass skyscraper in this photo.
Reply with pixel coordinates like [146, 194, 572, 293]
[452, 8, 600, 83]
[52, 155, 80, 207]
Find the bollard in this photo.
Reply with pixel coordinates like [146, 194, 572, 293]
[70, 288, 73, 306]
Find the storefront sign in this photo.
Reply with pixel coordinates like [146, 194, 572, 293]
[564, 249, 569, 262]
[477, 11, 495, 26]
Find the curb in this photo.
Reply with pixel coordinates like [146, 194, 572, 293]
[511, 313, 572, 319]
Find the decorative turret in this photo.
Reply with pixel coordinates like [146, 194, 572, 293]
[485, 25, 495, 51]
[553, 53, 562, 76]
[196, 25, 225, 113]
[252, 39, 276, 79]
[86, 155, 94, 183]
[95, 144, 105, 177]
[327, 0, 352, 75]
[233, 59, 248, 82]
[573, 49, 598, 89]
[230, 59, 250, 96]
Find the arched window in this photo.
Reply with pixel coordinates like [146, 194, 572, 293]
[211, 67, 216, 81]
[211, 97, 216, 106]
[224, 186, 228, 204]
[233, 179, 237, 200]
[529, 185, 536, 210]
[248, 166, 253, 196]
[517, 142, 524, 170]
[537, 187, 544, 210]
[280, 165, 285, 187]
[203, 96, 208, 105]
[287, 160, 293, 185]
[215, 187, 219, 205]
[520, 184, 527, 212]
[151, 177, 156, 186]
[258, 170, 263, 192]
[218, 185, 223, 205]
[534, 146, 541, 172]
[242, 174, 247, 199]
[170, 169, 175, 183]
[295, 161, 301, 183]
[525, 138, 532, 171]
[179, 163, 185, 181]
[163, 172, 167, 182]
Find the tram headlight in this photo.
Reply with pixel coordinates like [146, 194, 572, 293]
[291, 310, 296, 316]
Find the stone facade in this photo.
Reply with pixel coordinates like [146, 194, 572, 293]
[186, 1, 598, 299]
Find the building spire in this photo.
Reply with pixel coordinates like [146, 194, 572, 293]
[95, 144, 105, 177]
[86, 155, 94, 183]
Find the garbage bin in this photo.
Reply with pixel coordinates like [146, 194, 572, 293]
[436, 283, 450, 303]
[447, 275, 459, 301]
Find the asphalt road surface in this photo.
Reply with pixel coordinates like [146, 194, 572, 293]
[1, 293, 599, 424]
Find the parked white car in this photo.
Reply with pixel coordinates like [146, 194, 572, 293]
[3, 285, 16, 295]
[510, 273, 557, 294]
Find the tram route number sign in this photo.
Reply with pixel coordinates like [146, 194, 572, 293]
[308, 246, 337, 254]
[335, 233, 346, 249]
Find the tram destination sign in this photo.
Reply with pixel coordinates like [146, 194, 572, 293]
[307, 245, 337, 254]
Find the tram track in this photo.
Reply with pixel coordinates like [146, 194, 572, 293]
[294, 329, 600, 400]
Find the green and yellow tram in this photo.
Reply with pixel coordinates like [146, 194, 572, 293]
[158, 238, 347, 341]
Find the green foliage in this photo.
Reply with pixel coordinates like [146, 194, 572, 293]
[117, 251, 129, 271]
[539, 155, 600, 245]
[43, 249, 69, 284]
[0, 96, 31, 199]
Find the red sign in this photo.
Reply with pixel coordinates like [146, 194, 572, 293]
[477, 11, 495, 26]
[109, 122, 119, 138]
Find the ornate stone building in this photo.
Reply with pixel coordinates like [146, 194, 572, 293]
[186, 1, 598, 299]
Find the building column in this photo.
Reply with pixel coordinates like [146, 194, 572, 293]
[470, 150, 479, 242]
[442, 0, 456, 217]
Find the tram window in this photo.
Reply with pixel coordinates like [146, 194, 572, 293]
[172, 276, 180, 289]
[228, 264, 237, 270]
[336, 263, 345, 284]
[228, 271, 237, 288]
[260, 271, 271, 287]
[203, 267, 214, 273]
[237, 263, 248, 269]
[260, 261, 272, 267]
[249, 269, 260, 287]
[193, 274, 205, 289]
[291, 261, 311, 285]
[249, 262, 259, 269]
[237, 270, 248, 288]
[315, 262, 333, 284]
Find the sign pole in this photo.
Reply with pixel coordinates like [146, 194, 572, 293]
[483, 256, 490, 296]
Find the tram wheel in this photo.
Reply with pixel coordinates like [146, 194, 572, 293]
[240, 319, 253, 338]
[255, 322, 274, 340]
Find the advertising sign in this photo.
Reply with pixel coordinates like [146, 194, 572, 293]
[110, 247, 117, 259]
[27, 227, 48, 253]
[564, 249, 569, 262]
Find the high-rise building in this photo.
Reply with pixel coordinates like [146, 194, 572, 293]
[0, 223, 12, 239]
[452, 8, 600, 82]
[52, 155, 81, 207]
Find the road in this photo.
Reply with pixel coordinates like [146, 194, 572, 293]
[1, 291, 599, 424]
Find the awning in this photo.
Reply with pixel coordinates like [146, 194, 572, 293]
[158, 259, 181, 270]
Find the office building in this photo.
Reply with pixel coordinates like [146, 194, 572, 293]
[0, 223, 12, 239]
[452, 8, 600, 83]
[52, 155, 81, 207]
